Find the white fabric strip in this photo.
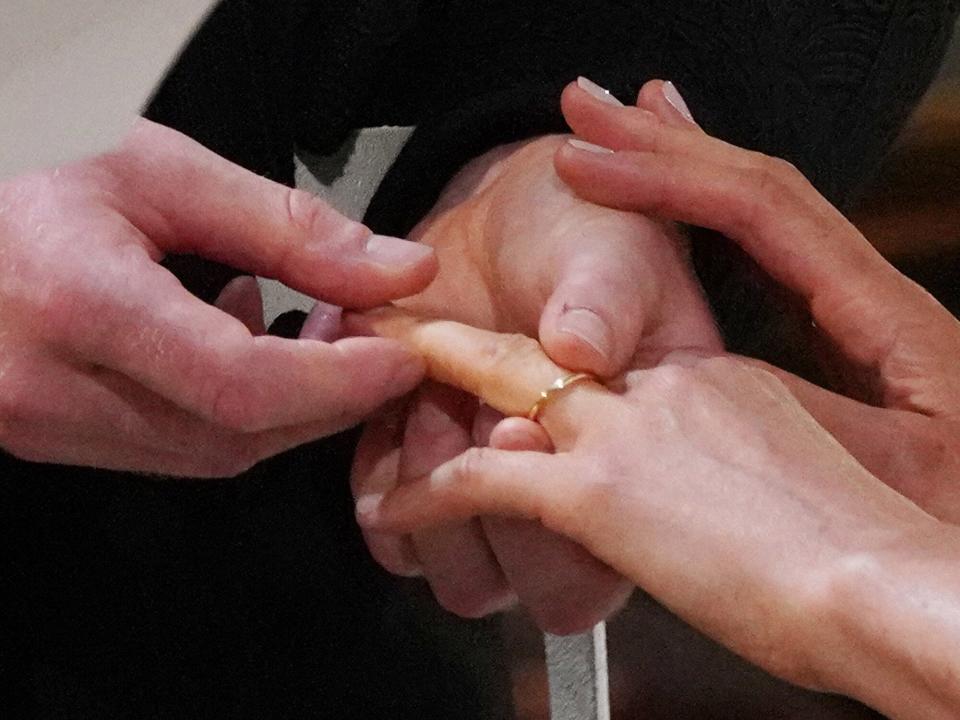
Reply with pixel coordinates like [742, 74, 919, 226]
[544, 623, 611, 720]
[259, 126, 415, 324]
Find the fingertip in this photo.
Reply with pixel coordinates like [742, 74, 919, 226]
[541, 325, 616, 377]
[334, 336, 427, 398]
[360, 527, 424, 577]
[213, 275, 265, 335]
[539, 297, 625, 378]
[355, 493, 384, 524]
[552, 140, 624, 195]
[661, 81, 697, 125]
[299, 300, 342, 342]
[489, 417, 553, 453]
[361, 235, 440, 290]
[635, 79, 698, 129]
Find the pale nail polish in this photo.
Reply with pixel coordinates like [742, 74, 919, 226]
[567, 138, 614, 155]
[662, 81, 696, 123]
[577, 76, 624, 107]
[355, 494, 383, 521]
[364, 234, 433, 265]
[558, 307, 612, 360]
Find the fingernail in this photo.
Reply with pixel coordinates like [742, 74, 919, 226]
[364, 235, 434, 266]
[558, 307, 612, 360]
[355, 494, 384, 523]
[662, 81, 696, 123]
[299, 300, 342, 342]
[577, 76, 624, 107]
[567, 138, 614, 155]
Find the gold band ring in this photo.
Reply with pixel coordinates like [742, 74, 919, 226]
[527, 372, 597, 422]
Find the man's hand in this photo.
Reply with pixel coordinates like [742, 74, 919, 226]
[352, 124, 722, 633]
[0, 119, 437, 477]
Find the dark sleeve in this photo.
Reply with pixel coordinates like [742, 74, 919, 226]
[363, 1, 958, 226]
[355, 1, 957, 362]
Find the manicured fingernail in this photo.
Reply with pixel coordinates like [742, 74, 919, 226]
[558, 307, 612, 360]
[364, 234, 434, 265]
[662, 81, 696, 123]
[568, 139, 614, 155]
[300, 300, 342, 342]
[355, 494, 384, 522]
[577, 76, 624, 107]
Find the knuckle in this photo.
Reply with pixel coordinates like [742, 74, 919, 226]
[544, 458, 619, 533]
[283, 188, 325, 234]
[480, 332, 542, 373]
[737, 154, 799, 231]
[35, 285, 90, 343]
[284, 188, 365, 250]
[452, 446, 492, 486]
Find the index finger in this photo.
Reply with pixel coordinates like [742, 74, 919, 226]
[55, 258, 425, 434]
[97, 119, 437, 308]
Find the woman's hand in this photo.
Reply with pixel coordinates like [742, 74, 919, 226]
[346, 306, 952, 718]
[552, 78, 960, 524]
[0, 119, 437, 477]
[345, 82, 960, 716]
[351, 129, 721, 632]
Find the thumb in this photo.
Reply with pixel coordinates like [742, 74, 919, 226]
[101, 119, 438, 308]
[538, 216, 663, 377]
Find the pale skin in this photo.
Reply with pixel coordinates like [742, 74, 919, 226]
[0, 118, 437, 477]
[350, 80, 960, 719]
[350, 79, 723, 632]
[554, 78, 960, 524]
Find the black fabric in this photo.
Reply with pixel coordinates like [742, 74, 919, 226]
[2, 2, 958, 718]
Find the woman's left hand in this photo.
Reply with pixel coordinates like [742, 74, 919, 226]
[345, 88, 960, 715]
[346, 306, 934, 701]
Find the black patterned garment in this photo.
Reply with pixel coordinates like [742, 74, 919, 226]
[1, 2, 957, 719]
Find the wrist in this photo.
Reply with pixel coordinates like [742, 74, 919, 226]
[814, 516, 960, 718]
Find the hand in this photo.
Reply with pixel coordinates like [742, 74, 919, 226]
[347, 79, 960, 719]
[347, 307, 944, 716]
[352, 129, 722, 632]
[554, 78, 960, 523]
[0, 119, 437, 477]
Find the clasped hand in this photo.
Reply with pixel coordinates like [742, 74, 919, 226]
[352, 79, 960, 718]
[350, 82, 722, 633]
[0, 119, 437, 476]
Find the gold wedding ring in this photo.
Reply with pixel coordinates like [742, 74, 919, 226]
[527, 372, 597, 422]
